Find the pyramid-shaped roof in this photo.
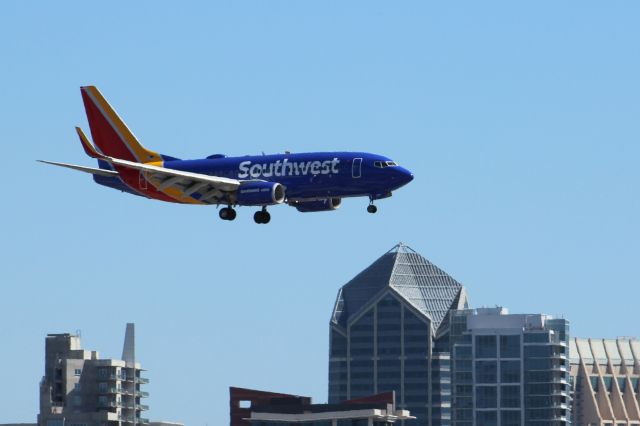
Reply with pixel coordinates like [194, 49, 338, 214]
[331, 243, 468, 332]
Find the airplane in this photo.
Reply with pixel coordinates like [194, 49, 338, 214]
[40, 86, 414, 224]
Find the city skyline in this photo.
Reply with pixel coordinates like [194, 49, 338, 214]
[2, 1, 639, 426]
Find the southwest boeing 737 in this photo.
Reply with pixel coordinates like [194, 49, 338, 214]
[40, 86, 414, 224]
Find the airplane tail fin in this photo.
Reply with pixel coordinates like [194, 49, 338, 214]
[80, 86, 163, 164]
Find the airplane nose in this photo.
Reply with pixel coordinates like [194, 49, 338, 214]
[396, 166, 414, 185]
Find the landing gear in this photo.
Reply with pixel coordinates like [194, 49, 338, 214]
[254, 207, 271, 224]
[219, 206, 237, 221]
[367, 204, 378, 214]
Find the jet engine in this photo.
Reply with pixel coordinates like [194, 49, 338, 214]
[237, 181, 285, 205]
[292, 198, 342, 212]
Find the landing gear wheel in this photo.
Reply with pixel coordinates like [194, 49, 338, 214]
[219, 207, 236, 221]
[261, 211, 271, 224]
[367, 204, 378, 214]
[254, 209, 271, 224]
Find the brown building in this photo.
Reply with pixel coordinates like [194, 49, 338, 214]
[230, 387, 413, 426]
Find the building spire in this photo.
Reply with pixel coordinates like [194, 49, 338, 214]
[122, 323, 135, 365]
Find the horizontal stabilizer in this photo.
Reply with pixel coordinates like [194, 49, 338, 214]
[76, 126, 104, 159]
[38, 160, 119, 177]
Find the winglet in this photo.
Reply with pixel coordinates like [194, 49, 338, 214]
[76, 126, 105, 159]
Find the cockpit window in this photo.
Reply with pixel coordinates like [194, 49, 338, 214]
[374, 160, 398, 168]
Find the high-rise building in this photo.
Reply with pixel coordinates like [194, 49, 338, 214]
[569, 337, 640, 425]
[38, 324, 149, 426]
[448, 308, 570, 426]
[328, 243, 469, 426]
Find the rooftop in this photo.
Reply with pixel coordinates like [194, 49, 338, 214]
[331, 242, 468, 332]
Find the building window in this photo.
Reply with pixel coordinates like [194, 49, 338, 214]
[476, 410, 497, 425]
[524, 345, 550, 357]
[524, 332, 549, 343]
[330, 330, 347, 357]
[73, 395, 82, 406]
[499, 335, 520, 358]
[476, 386, 497, 408]
[500, 361, 521, 383]
[74, 383, 81, 391]
[618, 377, 626, 391]
[475, 361, 497, 384]
[500, 385, 520, 408]
[455, 345, 472, 358]
[74, 368, 82, 376]
[603, 375, 613, 391]
[98, 382, 107, 392]
[475, 336, 497, 358]
[500, 410, 521, 426]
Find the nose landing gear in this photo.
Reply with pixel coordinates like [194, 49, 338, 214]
[367, 196, 378, 213]
[254, 207, 271, 224]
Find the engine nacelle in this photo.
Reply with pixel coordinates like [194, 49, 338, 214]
[293, 198, 342, 213]
[237, 181, 285, 206]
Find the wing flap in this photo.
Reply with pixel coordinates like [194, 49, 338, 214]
[109, 157, 240, 192]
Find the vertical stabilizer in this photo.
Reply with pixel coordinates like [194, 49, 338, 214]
[80, 86, 162, 163]
[122, 323, 135, 365]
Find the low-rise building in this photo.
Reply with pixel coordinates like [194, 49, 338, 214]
[231, 387, 413, 426]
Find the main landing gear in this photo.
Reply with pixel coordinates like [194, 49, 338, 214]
[254, 207, 271, 224]
[219, 206, 237, 221]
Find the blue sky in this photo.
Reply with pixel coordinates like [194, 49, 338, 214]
[1, 1, 639, 425]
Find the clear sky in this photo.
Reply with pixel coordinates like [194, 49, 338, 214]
[1, 1, 638, 425]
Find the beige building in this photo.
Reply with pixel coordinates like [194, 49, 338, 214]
[570, 338, 640, 426]
[38, 324, 149, 426]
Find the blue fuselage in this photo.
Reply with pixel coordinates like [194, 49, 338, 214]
[94, 151, 413, 204]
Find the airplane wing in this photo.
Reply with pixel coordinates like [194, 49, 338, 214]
[40, 127, 242, 205]
[108, 156, 241, 203]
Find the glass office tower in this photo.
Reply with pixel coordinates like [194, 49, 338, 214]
[329, 243, 469, 426]
[449, 308, 570, 426]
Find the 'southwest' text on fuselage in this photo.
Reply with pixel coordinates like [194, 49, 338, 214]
[238, 158, 340, 179]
